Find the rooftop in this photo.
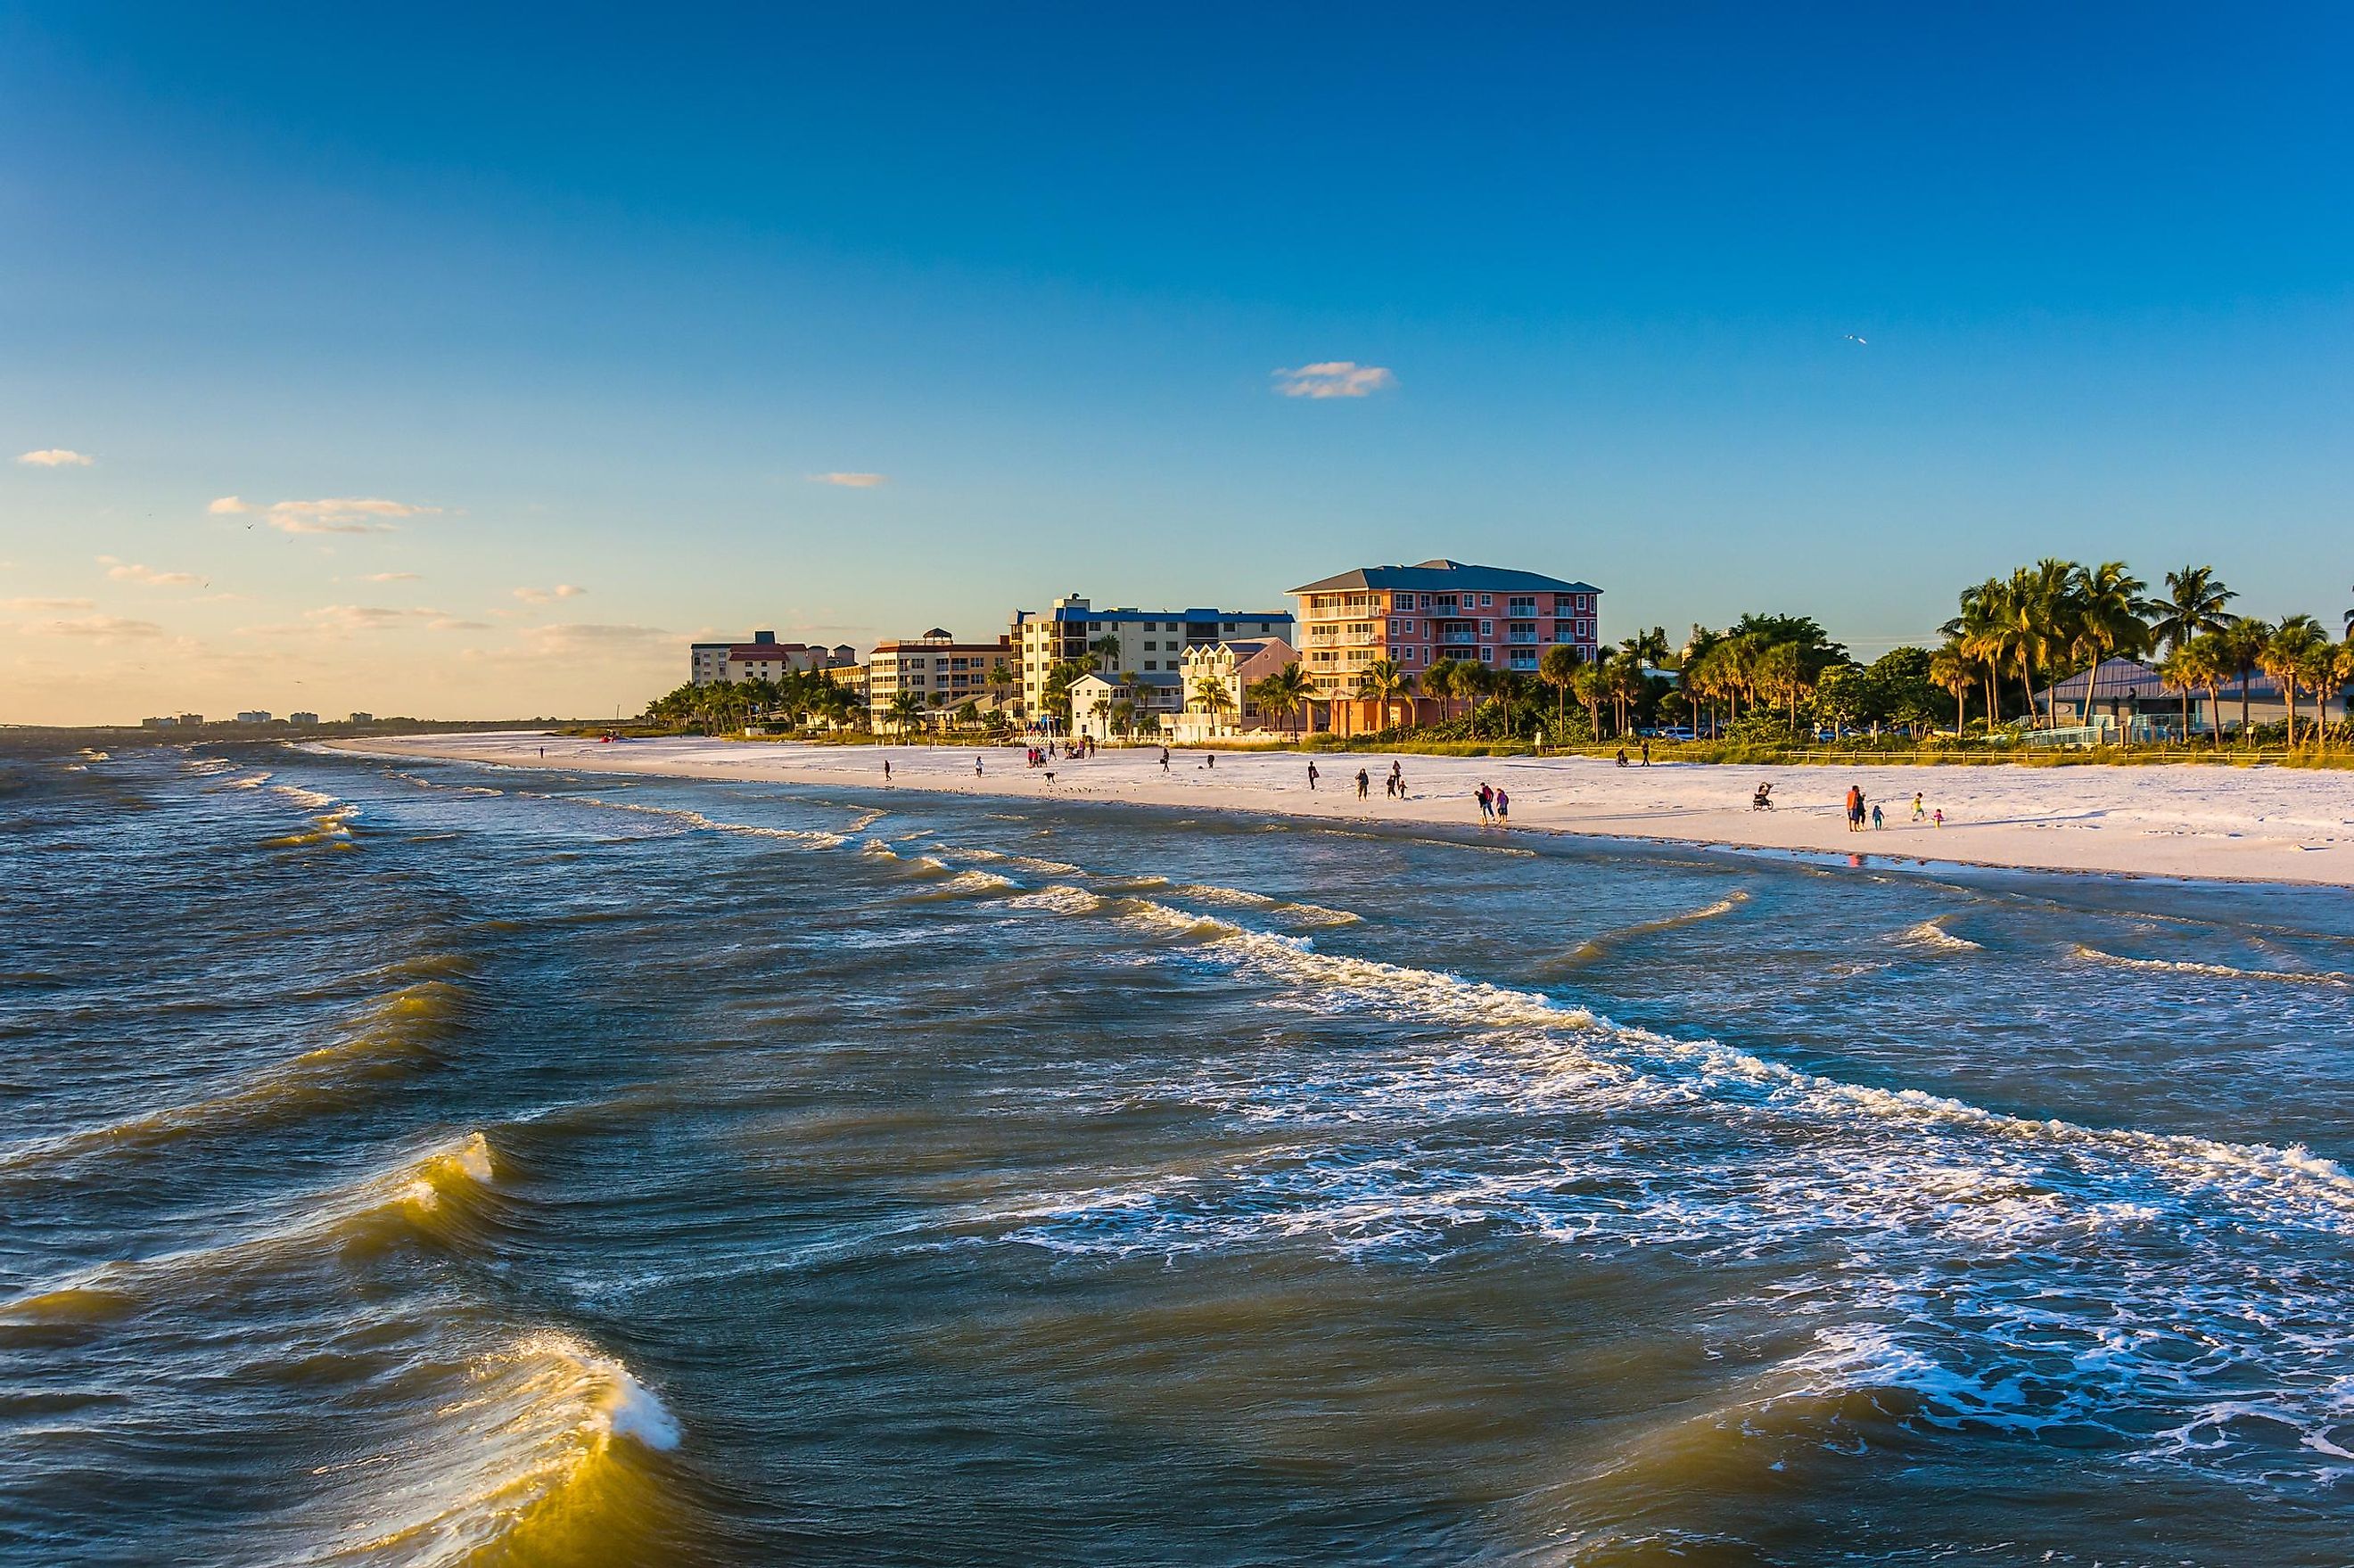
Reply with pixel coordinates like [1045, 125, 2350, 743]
[1288, 558, 1601, 595]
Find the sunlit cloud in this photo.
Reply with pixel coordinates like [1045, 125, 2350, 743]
[511, 584, 588, 603]
[98, 554, 204, 587]
[518, 622, 673, 656]
[808, 472, 886, 488]
[21, 614, 163, 639]
[1272, 361, 1397, 398]
[210, 495, 442, 534]
[16, 448, 95, 467]
[361, 571, 422, 583]
[301, 603, 463, 632]
[3, 596, 95, 611]
[427, 617, 492, 632]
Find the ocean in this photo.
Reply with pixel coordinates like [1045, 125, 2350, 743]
[4, 737, 2352, 1565]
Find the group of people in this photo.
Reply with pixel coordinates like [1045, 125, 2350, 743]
[1844, 784, 1943, 832]
[1305, 759, 1408, 800]
[1475, 781, 1510, 825]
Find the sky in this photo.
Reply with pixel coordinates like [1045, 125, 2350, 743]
[2, 2, 2349, 724]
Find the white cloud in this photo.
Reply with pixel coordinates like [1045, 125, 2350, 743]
[97, 555, 202, 587]
[361, 571, 422, 583]
[21, 614, 163, 639]
[511, 584, 588, 603]
[427, 617, 491, 632]
[16, 448, 95, 467]
[518, 622, 673, 656]
[3, 596, 95, 611]
[808, 472, 886, 488]
[210, 496, 441, 534]
[301, 603, 460, 632]
[1272, 361, 1397, 398]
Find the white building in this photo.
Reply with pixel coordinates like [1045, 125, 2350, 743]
[1009, 596, 1295, 726]
[288, 711, 319, 726]
[1168, 638, 1298, 743]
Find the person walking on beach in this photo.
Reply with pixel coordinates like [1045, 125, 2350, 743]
[1871, 802, 1883, 830]
[1912, 792, 1927, 823]
[1616, 748, 1629, 768]
[1354, 768, 1370, 799]
[1641, 740, 1650, 766]
[884, 759, 893, 784]
[1933, 808, 1946, 829]
[975, 757, 984, 777]
[1389, 760, 1403, 800]
[1307, 760, 1320, 792]
[1160, 747, 1171, 773]
[1476, 783, 1495, 823]
[1494, 787, 1510, 825]
[1844, 784, 1861, 832]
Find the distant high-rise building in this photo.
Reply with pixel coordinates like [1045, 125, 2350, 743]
[235, 710, 272, 725]
[141, 716, 177, 729]
[288, 711, 319, 726]
[349, 712, 374, 724]
[177, 714, 204, 727]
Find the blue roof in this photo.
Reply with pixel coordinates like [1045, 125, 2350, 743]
[1289, 559, 1601, 595]
[1045, 605, 1292, 623]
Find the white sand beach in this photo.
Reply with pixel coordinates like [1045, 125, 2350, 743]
[332, 733, 2354, 887]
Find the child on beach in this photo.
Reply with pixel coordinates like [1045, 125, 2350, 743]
[1871, 803, 1883, 830]
[1307, 761, 1319, 792]
[1933, 809, 1946, 828]
[1355, 768, 1370, 799]
[1494, 788, 1510, 825]
[1912, 792, 1926, 822]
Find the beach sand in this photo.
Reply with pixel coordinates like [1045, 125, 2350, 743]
[328, 733, 2354, 886]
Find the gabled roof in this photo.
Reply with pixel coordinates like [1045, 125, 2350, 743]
[1288, 558, 1601, 595]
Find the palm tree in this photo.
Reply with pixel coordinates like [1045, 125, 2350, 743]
[1422, 658, 1464, 725]
[1457, 662, 1494, 737]
[2067, 561, 2151, 730]
[2217, 617, 2274, 742]
[886, 690, 926, 739]
[1263, 660, 1314, 738]
[2150, 567, 2235, 657]
[2155, 645, 2198, 744]
[1192, 674, 1235, 735]
[1357, 657, 1410, 732]
[2182, 634, 2229, 749]
[1571, 661, 1610, 739]
[1608, 653, 1649, 737]
[1088, 633, 1124, 675]
[2262, 616, 2329, 747]
[1537, 642, 1583, 736]
[1929, 642, 1973, 733]
[987, 661, 1017, 716]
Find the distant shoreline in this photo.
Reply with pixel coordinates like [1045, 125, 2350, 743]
[313, 733, 2354, 889]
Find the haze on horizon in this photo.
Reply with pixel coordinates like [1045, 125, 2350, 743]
[3, 3, 2348, 727]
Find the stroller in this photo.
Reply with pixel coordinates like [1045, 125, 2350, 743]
[1751, 783, 1775, 811]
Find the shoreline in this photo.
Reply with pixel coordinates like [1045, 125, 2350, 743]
[314, 733, 2354, 889]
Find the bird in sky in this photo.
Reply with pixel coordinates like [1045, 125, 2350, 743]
[1844, 333, 1868, 345]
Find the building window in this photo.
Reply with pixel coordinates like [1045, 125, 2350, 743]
[1480, 621, 1493, 637]
[1479, 594, 1493, 607]
[1144, 660, 1157, 670]
[1479, 647, 1494, 662]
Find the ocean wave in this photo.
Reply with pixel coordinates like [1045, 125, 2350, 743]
[1897, 915, 1984, 953]
[0, 975, 473, 1172]
[2071, 945, 2348, 988]
[1004, 884, 1102, 915]
[272, 784, 340, 809]
[312, 1330, 684, 1566]
[1554, 890, 1750, 965]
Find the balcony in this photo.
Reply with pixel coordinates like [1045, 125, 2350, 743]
[1439, 632, 1479, 645]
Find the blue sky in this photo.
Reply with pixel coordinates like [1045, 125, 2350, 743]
[3, 2, 2348, 721]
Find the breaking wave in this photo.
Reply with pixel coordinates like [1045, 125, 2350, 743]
[1897, 915, 1984, 953]
[2072, 945, 2349, 989]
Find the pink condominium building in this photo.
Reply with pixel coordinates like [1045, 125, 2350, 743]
[1288, 558, 1601, 732]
